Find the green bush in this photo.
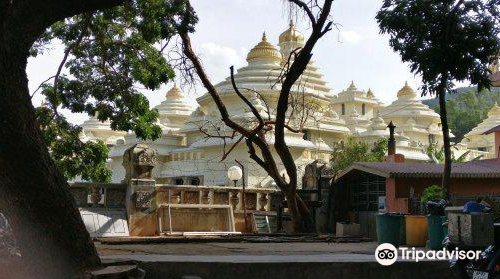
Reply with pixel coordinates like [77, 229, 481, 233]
[420, 185, 444, 203]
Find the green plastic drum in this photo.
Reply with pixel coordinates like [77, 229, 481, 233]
[376, 213, 403, 247]
[427, 215, 446, 250]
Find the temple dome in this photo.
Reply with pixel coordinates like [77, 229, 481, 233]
[80, 112, 126, 145]
[166, 83, 183, 98]
[156, 84, 193, 116]
[369, 112, 387, 131]
[155, 84, 194, 130]
[246, 33, 281, 63]
[397, 81, 418, 99]
[279, 21, 304, 44]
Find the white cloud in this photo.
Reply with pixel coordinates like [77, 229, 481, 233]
[339, 30, 362, 44]
[197, 42, 247, 84]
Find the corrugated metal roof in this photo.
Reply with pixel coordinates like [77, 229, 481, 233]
[336, 159, 500, 180]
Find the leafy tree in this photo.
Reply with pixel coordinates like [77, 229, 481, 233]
[0, 1, 196, 278]
[35, 106, 111, 182]
[330, 138, 388, 178]
[377, 0, 500, 200]
[421, 184, 444, 203]
[428, 88, 500, 142]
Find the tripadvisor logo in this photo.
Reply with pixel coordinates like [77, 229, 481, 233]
[375, 243, 398, 266]
[375, 243, 481, 266]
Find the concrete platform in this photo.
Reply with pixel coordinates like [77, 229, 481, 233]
[98, 242, 457, 279]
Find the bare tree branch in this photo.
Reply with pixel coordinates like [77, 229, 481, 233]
[274, 0, 334, 194]
[288, 0, 317, 26]
[230, 65, 265, 135]
[30, 75, 55, 99]
[221, 135, 244, 161]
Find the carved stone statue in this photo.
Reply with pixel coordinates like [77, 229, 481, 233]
[122, 143, 158, 181]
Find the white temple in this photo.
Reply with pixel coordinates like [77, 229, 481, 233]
[79, 23, 495, 187]
[461, 102, 500, 153]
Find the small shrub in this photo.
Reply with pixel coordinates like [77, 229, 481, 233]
[420, 184, 444, 203]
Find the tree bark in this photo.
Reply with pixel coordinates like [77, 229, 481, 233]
[0, 25, 100, 279]
[438, 80, 451, 200]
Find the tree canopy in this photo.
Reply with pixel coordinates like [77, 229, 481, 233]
[376, 0, 500, 198]
[424, 87, 500, 142]
[31, 1, 198, 181]
[0, 1, 200, 277]
[330, 138, 388, 177]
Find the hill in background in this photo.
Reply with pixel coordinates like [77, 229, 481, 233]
[421, 87, 500, 142]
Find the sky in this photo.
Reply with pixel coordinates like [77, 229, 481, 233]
[27, 0, 432, 125]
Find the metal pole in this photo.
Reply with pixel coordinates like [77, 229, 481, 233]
[235, 159, 247, 230]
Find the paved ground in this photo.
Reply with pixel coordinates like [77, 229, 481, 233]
[97, 241, 380, 257]
[97, 242, 455, 279]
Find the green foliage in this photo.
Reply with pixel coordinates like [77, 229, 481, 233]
[30, 1, 199, 181]
[36, 107, 111, 182]
[330, 138, 388, 177]
[421, 185, 444, 203]
[377, 0, 500, 95]
[428, 88, 500, 142]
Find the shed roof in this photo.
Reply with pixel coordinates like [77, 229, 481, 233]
[483, 124, 500, 135]
[336, 158, 500, 181]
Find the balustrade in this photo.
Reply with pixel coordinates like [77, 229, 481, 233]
[69, 182, 127, 208]
[155, 184, 276, 212]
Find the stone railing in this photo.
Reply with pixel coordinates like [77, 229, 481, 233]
[154, 184, 278, 212]
[69, 182, 127, 208]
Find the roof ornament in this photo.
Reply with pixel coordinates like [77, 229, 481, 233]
[246, 32, 282, 63]
[369, 110, 386, 130]
[397, 81, 417, 98]
[278, 20, 305, 44]
[366, 88, 375, 99]
[166, 83, 183, 98]
[347, 80, 357, 91]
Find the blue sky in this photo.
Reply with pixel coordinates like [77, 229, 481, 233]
[27, 0, 434, 124]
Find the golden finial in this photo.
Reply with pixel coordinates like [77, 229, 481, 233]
[279, 20, 304, 44]
[246, 32, 281, 63]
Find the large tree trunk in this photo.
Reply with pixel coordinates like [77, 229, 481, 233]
[0, 32, 101, 279]
[438, 88, 451, 200]
[283, 182, 315, 233]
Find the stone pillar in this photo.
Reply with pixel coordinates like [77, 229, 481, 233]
[259, 193, 269, 211]
[123, 144, 159, 236]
